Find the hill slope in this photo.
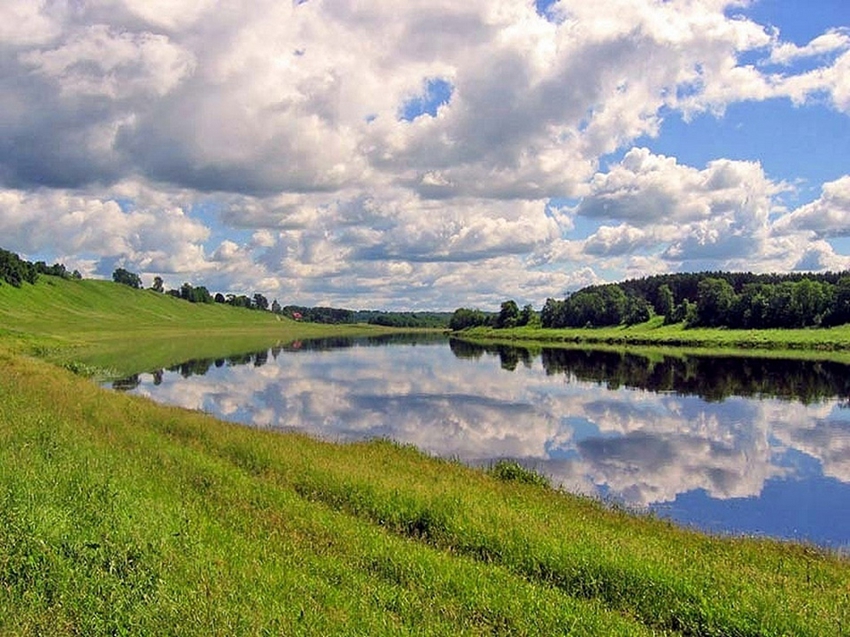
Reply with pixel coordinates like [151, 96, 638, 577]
[0, 276, 393, 376]
[0, 276, 286, 335]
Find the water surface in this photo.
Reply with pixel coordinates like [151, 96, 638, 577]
[114, 335, 850, 550]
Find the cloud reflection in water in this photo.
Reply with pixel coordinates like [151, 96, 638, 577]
[121, 337, 850, 547]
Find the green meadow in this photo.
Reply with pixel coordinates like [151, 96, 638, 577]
[1, 277, 849, 635]
[0, 276, 404, 377]
[458, 317, 850, 363]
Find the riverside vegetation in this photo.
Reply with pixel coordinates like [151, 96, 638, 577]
[1, 275, 849, 635]
[450, 270, 850, 355]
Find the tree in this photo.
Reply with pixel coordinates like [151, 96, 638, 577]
[193, 285, 213, 304]
[540, 298, 565, 328]
[180, 282, 194, 301]
[112, 267, 142, 289]
[825, 277, 850, 326]
[656, 284, 675, 323]
[449, 308, 489, 331]
[151, 276, 164, 293]
[178, 282, 213, 303]
[695, 278, 736, 327]
[227, 294, 252, 308]
[0, 249, 38, 287]
[271, 299, 282, 314]
[496, 300, 520, 328]
[624, 295, 651, 325]
[518, 303, 535, 327]
[253, 293, 269, 311]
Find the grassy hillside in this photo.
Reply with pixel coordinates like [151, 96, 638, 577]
[0, 276, 402, 376]
[1, 277, 848, 635]
[2, 350, 848, 636]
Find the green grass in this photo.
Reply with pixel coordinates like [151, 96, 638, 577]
[458, 316, 850, 362]
[0, 276, 413, 377]
[1, 277, 849, 634]
[2, 351, 849, 635]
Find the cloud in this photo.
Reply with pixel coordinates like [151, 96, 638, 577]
[582, 224, 661, 257]
[0, 0, 811, 198]
[774, 176, 850, 237]
[0, 1, 848, 307]
[578, 148, 775, 226]
[571, 148, 786, 268]
[20, 24, 196, 99]
[0, 184, 210, 278]
[769, 28, 850, 65]
[0, 0, 63, 46]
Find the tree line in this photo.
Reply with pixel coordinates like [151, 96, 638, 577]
[452, 270, 850, 331]
[280, 305, 451, 328]
[113, 267, 279, 312]
[112, 264, 452, 326]
[448, 301, 537, 331]
[1, 249, 81, 287]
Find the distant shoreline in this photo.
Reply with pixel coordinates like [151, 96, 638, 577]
[452, 318, 850, 361]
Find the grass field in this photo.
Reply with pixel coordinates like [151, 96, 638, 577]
[0, 276, 407, 377]
[1, 277, 849, 635]
[458, 317, 850, 362]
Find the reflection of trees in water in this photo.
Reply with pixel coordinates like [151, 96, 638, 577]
[450, 339, 850, 403]
[450, 339, 533, 370]
[112, 374, 140, 391]
[284, 333, 448, 352]
[111, 334, 449, 387]
[448, 338, 485, 360]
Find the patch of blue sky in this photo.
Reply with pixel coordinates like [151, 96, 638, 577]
[535, 0, 560, 21]
[114, 197, 135, 213]
[189, 201, 255, 252]
[635, 101, 850, 205]
[564, 213, 604, 241]
[399, 78, 453, 122]
[829, 238, 850, 258]
[733, 0, 849, 45]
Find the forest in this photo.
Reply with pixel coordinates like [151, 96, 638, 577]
[453, 271, 850, 331]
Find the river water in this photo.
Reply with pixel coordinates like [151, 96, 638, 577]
[113, 334, 850, 550]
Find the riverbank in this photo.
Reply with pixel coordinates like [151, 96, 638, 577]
[0, 276, 417, 377]
[3, 348, 848, 635]
[456, 317, 850, 359]
[2, 278, 849, 634]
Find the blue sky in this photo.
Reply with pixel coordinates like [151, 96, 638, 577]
[0, 0, 848, 310]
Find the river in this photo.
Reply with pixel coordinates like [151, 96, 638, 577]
[112, 334, 850, 550]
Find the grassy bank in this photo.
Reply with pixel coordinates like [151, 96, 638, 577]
[2, 349, 849, 635]
[457, 317, 850, 360]
[1, 278, 849, 634]
[0, 276, 408, 377]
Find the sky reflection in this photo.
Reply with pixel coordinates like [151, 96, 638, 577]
[117, 337, 850, 549]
